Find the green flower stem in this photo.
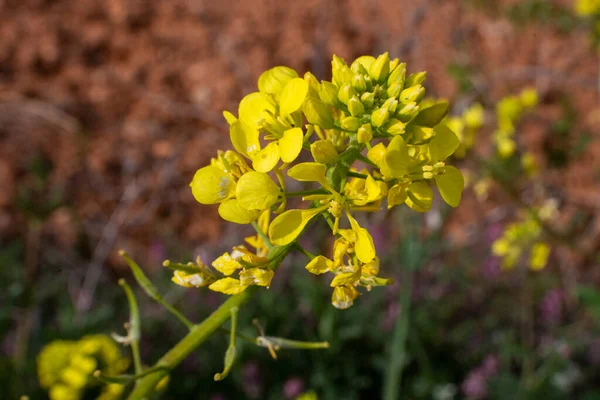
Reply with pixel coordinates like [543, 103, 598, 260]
[347, 171, 384, 181]
[355, 153, 378, 168]
[126, 242, 297, 399]
[119, 280, 143, 376]
[294, 243, 316, 260]
[258, 336, 330, 350]
[383, 267, 413, 400]
[126, 289, 254, 400]
[251, 221, 273, 251]
[284, 189, 329, 197]
[121, 251, 194, 330]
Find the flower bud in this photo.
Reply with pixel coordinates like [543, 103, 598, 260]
[360, 92, 375, 109]
[369, 52, 390, 84]
[303, 97, 334, 129]
[405, 71, 427, 87]
[364, 76, 373, 92]
[352, 74, 367, 93]
[389, 57, 400, 72]
[332, 55, 354, 86]
[381, 98, 398, 113]
[319, 81, 340, 106]
[341, 116, 360, 131]
[371, 107, 390, 128]
[520, 88, 538, 108]
[337, 83, 357, 105]
[304, 72, 320, 98]
[387, 62, 406, 86]
[396, 102, 419, 122]
[383, 118, 405, 136]
[348, 96, 365, 117]
[357, 124, 373, 144]
[387, 82, 403, 99]
[310, 139, 339, 164]
[400, 85, 425, 103]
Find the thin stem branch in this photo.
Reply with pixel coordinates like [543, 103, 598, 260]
[119, 280, 143, 376]
[284, 189, 329, 197]
[251, 221, 273, 251]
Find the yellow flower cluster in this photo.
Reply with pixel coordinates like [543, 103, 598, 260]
[493, 88, 538, 158]
[184, 53, 465, 308]
[491, 200, 557, 271]
[575, 0, 600, 16]
[37, 335, 129, 400]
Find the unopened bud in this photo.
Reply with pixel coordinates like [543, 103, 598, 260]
[369, 52, 390, 84]
[310, 139, 339, 164]
[352, 74, 367, 93]
[360, 92, 375, 109]
[396, 102, 420, 122]
[405, 71, 427, 87]
[338, 83, 357, 105]
[383, 118, 406, 136]
[357, 124, 373, 144]
[371, 107, 390, 128]
[400, 85, 425, 103]
[387, 82, 403, 99]
[348, 96, 365, 117]
[341, 116, 360, 131]
[303, 97, 334, 129]
[319, 81, 340, 106]
[387, 62, 406, 86]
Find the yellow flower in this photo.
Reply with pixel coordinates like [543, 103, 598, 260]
[209, 278, 249, 295]
[239, 268, 275, 287]
[331, 285, 359, 310]
[530, 242, 550, 271]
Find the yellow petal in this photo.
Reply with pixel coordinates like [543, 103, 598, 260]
[530, 242, 550, 271]
[287, 162, 328, 186]
[190, 165, 235, 204]
[305, 255, 332, 275]
[209, 278, 248, 295]
[367, 142, 386, 165]
[405, 182, 433, 212]
[239, 92, 276, 129]
[429, 124, 460, 162]
[218, 199, 261, 224]
[434, 166, 464, 207]
[258, 66, 298, 98]
[223, 110, 238, 125]
[331, 285, 359, 310]
[230, 120, 260, 158]
[279, 127, 303, 163]
[364, 175, 382, 203]
[384, 135, 409, 177]
[212, 253, 243, 276]
[252, 142, 280, 173]
[172, 270, 211, 288]
[346, 213, 376, 263]
[239, 268, 275, 287]
[236, 171, 281, 210]
[280, 78, 309, 116]
[387, 183, 408, 209]
[330, 269, 361, 287]
[268, 206, 327, 246]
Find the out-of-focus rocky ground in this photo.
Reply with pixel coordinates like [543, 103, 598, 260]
[0, 0, 598, 275]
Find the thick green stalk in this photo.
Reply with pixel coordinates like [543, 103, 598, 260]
[126, 289, 253, 399]
[383, 267, 414, 400]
